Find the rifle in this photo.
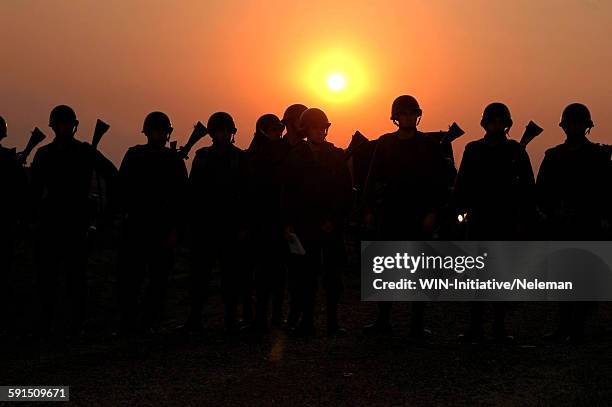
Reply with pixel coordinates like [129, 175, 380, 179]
[344, 130, 369, 159]
[426, 122, 465, 144]
[520, 120, 543, 147]
[177, 121, 208, 160]
[88, 119, 111, 242]
[92, 119, 110, 149]
[16, 127, 46, 165]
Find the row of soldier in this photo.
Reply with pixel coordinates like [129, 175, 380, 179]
[0, 96, 610, 344]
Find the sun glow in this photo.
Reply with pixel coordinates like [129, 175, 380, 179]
[301, 47, 369, 104]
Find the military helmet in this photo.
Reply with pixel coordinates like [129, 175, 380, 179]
[207, 112, 236, 135]
[560, 103, 594, 128]
[390, 95, 422, 121]
[49, 105, 78, 127]
[298, 108, 330, 131]
[256, 113, 283, 133]
[282, 104, 308, 126]
[481, 102, 513, 129]
[142, 111, 173, 134]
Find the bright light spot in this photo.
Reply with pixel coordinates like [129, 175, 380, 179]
[327, 73, 346, 92]
[298, 46, 370, 104]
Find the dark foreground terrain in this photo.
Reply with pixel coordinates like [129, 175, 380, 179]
[3, 230, 612, 406]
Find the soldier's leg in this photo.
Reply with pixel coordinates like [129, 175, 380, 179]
[300, 235, 321, 332]
[254, 247, 273, 329]
[117, 240, 145, 335]
[239, 241, 254, 324]
[493, 302, 508, 339]
[220, 244, 241, 332]
[467, 302, 485, 339]
[0, 226, 14, 334]
[269, 231, 287, 325]
[35, 233, 61, 336]
[141, 246, 174, 331]
[65, 232, 89, 335]
[186, 242, 216, 328]
[322, 232, 345, 333]
[285, 253, 303, 328]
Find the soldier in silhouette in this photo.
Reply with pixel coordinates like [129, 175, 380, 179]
[281, 104, 308, 148]
[31, 105, 117, 336]
[282, 108, 352, 336]
[117, 111, 187, 335]
[247, 114, 288, 330]
[277, 104, 309, 329]
[181, 112, 251, 333]
[0, 116, 28, 335]
[537, 103, 611, 343]
[454, 102, 536, 343]
[362, 95, 450, 339]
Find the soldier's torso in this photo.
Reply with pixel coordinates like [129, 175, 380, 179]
[34, 139, 95, 222]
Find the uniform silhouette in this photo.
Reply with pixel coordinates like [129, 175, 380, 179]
[454, 102, 536, 342]
[279, 104, 309, 329]
[247, 114, 288, 330]
[537, 103, 611, 343]
[362, 95, 451, 338]
[31, 105, 117, 336]
[0, 116, 28, 335]
[117, 111, 188, 335]
[183, 112, 252, 333]
[281, 108, 352, 336]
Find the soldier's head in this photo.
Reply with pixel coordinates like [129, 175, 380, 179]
[481, 102, 512, 135]
[391, 95, 422, 130]
[142, 111, 173, 147]
[207, 112, 236, 146]
[559, 103, 593, 140]
[49, 105, 79, 141]
[0, 116, 6, 141]
[256, 114, 284, 141]
[282, 104, 308, 139]
[299, 108, 330, 145]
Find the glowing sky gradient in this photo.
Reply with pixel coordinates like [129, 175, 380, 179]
[1, 0, 611, 171]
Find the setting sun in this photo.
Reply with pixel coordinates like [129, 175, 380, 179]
[327, 73, 346, 92]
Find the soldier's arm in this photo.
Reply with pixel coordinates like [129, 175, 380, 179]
[29, 149, 45, 222]
[92, 148, 119, 213]
[535, 152, 555, 217]
[452, 144, 476, 215]
[361, 139, 384, 214]
[117, 149, 135, 216]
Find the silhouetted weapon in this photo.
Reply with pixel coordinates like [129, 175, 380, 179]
[88, 119, 112, 242]
[520, 121, 543, 147]
[427, 122, 465, 144]
[16, 127, 46, 165]
[345, 130, 369, 159]
[92, 119, 110, 149]
[177, 121, 208, 160]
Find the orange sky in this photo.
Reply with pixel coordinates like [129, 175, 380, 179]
[1, 0, 611, 171]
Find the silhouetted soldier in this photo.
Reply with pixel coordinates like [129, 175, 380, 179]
[0, 116, 28, 335]
[362, 95, 450, 338]
[117, 112, 187, 335]
[247, 114, 288, 330]
[537, 103, 611, 343]
[182, 112, 251, 333]
[454, 102, 536, 343]
[282, 108, 352, 336]
[281, 104, 308, 147]
[31, 105, 117, 336]
[279, 103, 308, 329]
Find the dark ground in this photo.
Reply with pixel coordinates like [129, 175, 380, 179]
[3, 228, 612, 407]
